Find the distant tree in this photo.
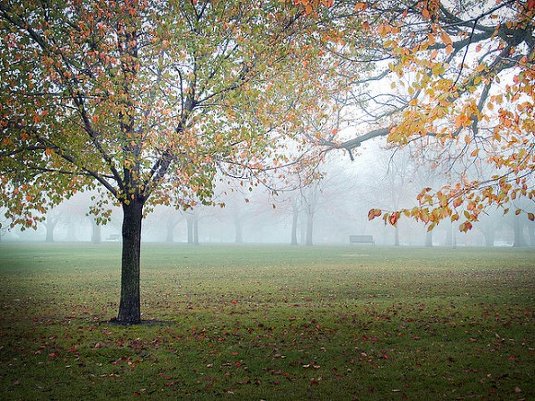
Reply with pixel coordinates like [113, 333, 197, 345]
[0, 211, 9, 241]
[89, 216, 101, 244]
[165, 215, 181, 244]
[291, 197, 300, 246]
[43, 208, 62, 243]
[185, 210, 199, 246]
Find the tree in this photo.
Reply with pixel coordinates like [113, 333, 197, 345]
[0, 1, 342, 323]
[89, 215, 102, 244]
[316, 0, 534, 231]
[0, 210, 9, 241]
[42, 208, 61, 242]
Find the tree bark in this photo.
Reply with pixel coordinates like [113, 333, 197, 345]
[425, 230, 433, 247]
[234, 215, 243, 244]
[193, 215, 199, 245]
[512, 217, 527, 247]
[444, 226, 451, 247]
[528, 223, 535, 247]
[187, 215, 193, 244]
[166, 219, 178, 243]
[483, 228, 495, 247]
[305, 211, 313, 246]
[117, 200, 143, 324]
[300, 216, 306, 245]
[45, 220, 57, 242]
[291, 203, 298, 246]
[91, 218, 101, 244]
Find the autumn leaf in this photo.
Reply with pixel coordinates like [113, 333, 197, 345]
[422, 8, 430, 20]
[368, 209, 382, 220]
[440, 31, 453, 47]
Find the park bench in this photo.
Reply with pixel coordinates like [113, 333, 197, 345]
[106, 234, 121, 241]
[349, 235, 375, 245]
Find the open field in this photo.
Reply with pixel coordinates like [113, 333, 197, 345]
[0, 243, 534, 400]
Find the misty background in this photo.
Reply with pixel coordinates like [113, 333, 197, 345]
[2, 143, 533, 248]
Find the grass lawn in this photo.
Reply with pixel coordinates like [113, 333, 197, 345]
[0, 243, 534, 400]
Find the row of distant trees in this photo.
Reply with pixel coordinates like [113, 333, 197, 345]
[4, 189, 532, 247]
[4, 148, 533, 247]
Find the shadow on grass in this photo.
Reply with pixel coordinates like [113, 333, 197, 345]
[106, 318, 176, 326]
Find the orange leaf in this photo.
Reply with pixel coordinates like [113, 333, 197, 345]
[368, 209, 381, 220]
[440, 31, 453, 46]
[422, 8, 430, 19]
[354, 2, 367, 11]
[377, 24, 390, 37]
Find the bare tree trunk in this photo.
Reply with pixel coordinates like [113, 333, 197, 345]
[528, 223, 535, 247]
[116, 200, 143, 324]
[234, 215, 243, 244]
[291, 201, 298, 246]
[513, 217, 527, 247]
[305, 211, 314, 246]
[193, 215, 199, 245]
[425, 230, 433, 247]
[45, 219, 57, 242]
[187, 215, 193, 244]
[90, 218, 101, 244]
[394, 225, 399, 246]
[483, 228, 495, 247]
[166, 219, 179, 243]
[300, 214, 306, 245]
[444, 222, 453, 247]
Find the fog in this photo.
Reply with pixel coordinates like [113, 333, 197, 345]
[2, 142, 533, 247]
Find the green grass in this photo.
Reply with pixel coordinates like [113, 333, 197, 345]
[0, 243, 534, 400]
